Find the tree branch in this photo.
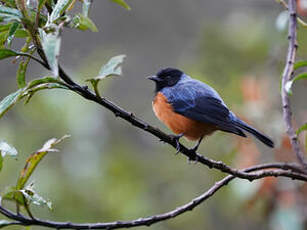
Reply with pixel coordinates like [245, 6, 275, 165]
[2, 2, 302, 228]
[0, 164, 306, 230]
[27, 60, 305, 179]
[281, 0, 307, 170]
[56, 69, 306, 178]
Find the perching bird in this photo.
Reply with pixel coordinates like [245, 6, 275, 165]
[148, 68, 274, 151]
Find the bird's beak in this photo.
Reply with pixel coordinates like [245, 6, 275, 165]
[147, 75, 161, 82]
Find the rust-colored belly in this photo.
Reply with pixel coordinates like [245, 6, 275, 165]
[152, 92, 217, 141]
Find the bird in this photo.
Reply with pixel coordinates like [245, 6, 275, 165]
[148, 67, 274, 152]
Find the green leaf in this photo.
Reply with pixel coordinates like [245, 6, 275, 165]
[6, 22, 19, 47]
[16, 135, 69, 190]
[27, 76, 64, 88]
[82, 0, 92, 17]
[1, 186, 26, 205]
[16, 56, 31, 88]
[28, 77, 62, 89]
[23, 82, 68, 103]
[0, 77, 66, 118]
[0, 32, 8, 47]
[0, 141, 18, 157]
[14, 29, 28, 38]
[294, 60, 307, 71]
[20, 183, 52, 210]
[111, 0, 131, 10]
[293, 72, 307, 83]
[285, 72, 307, 95]
[0, 141, 18, 171]
[0, 89, 25, 119]
[0, 6, 22, 22]
[49, 0, 73, 23]
[86, 55, 126, 95]
[0, 48, 18, 60]
[0, 24, 11, 32]
[71, 14, 98, 32]
[38, 0, 48, 10]
[39, 28, 61, 76]
[296, 123, 307, 135]
[2, 0, 17, 8]
[96, 54, 126, 79]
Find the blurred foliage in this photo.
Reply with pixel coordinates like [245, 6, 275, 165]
[0, 0, 306, 230]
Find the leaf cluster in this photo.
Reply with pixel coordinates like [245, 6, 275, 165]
[0, 0, 128, 225]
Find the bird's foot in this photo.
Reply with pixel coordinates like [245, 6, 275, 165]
[188, 155, 199, 164]
[189, 136, 204, 153]
[190, 144, 200, 153]
[169, 133, 184, 154]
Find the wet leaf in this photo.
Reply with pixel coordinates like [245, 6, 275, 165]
[0, 141, 18, 157]
[16, 135, 69, 190]
[0, 6, 22, 22]
[0, 89, 25, 119]
[39, 28, 61, 76]
[49, 0, 73, 22]
[86, 55, 126, 95]
[0, 77, 66, 118]
[20, 183, 52, 210]
[0, 141, 18, 171]
[96, 54, 126, 80]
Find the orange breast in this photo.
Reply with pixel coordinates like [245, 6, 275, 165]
[152, 92, 217, 141]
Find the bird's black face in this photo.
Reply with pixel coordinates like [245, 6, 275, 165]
[148, 68, 183, 92]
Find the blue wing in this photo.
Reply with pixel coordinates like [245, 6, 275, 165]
[162, 80, 246, 136]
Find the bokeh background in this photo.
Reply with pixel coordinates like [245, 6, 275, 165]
[0, 0, 307, 229]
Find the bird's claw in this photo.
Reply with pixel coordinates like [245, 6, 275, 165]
[188, 155, 199, 164]
[169, 133, 184, 154]
[190, 145, 199, 153]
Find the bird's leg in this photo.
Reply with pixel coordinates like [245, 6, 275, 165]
[191, 136, 204, 152]
[169, 133, 184, 154]
[187, 136, 204, 164]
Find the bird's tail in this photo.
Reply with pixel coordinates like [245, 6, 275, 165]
[232, 118, 274, 148]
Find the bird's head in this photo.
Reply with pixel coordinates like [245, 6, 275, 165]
[148, 68, 184, 92]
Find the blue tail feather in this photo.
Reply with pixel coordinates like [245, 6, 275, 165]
[232, 117, 274, 148]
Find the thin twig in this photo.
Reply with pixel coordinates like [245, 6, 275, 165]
[281, 0, 307, 170]
[0, 164, 306, 230]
